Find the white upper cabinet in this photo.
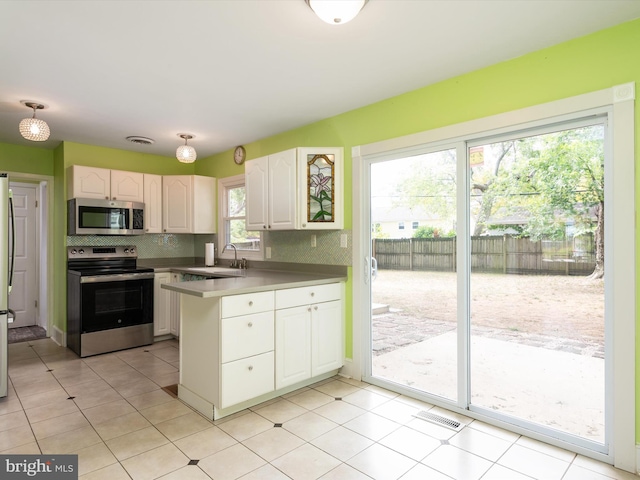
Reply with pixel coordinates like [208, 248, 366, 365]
[67, 165, 110, 200]
[110, 170, 144, 202]
[143, 174, 163, 233]
[246, 149, 297, 231]
[245, 147, 343, 231]
[67, 165, 143, 203]
[162, 175, 216, 234]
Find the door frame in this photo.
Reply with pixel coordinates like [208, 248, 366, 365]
[6, 172, 54, 339]
[8, 182, 40, 329]
[351, 84, 635, 471]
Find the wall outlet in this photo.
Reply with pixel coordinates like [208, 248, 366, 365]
[266, 247, 272, 259]
[340, 234, 348, 248]
[311, 234, 317, 248]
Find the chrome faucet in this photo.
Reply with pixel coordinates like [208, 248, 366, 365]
[222, 243, 238, 268]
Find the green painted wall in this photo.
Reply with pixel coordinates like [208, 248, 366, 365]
[0, 142, 54, 175]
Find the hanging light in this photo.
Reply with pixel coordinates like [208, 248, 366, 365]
[305, 0, 368, 25]
[176, 134, 197, 163]
[19, 101, 50, 141]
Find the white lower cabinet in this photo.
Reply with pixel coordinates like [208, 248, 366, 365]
[178, 282, 343, 420]
[275, 283, 343, 390]
[221, 352, 274, 408]
[153, 272, 171, 336]
[170, 273, 181, 337]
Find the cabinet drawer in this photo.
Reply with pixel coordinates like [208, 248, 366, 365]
[276, 283, 341, 309]
[221, 351, 274, 408]
[221, 311, 274, 363]
[221, 291, 274, 318]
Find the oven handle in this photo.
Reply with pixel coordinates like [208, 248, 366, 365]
[79, 272, 155, 284]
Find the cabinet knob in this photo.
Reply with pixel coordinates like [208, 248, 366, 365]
[310, 292, 315, 297]
[105, 196, 109, 200]
[307, 307, 311, 312]
[164, 229, 167, 232]
[314, 306, 318, 310]
[248, 301, 253, 306]
[263, 225, 267, 229]
[112, 196, 116, 200]
[248, 322, 253, 327]
[302, 223, 306, 228]
[268, 225, 271, 229]
[248, 365, 253, 371]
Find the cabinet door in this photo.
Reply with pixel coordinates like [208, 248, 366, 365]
[143, 174, 163, 233]
[275, 305, 311, 389]
[110, 170, 144, 202]
[245, 156, 269, 230]
[153, 273, 171, 336]
[269, 149, 298, 230]
[68, 165, 110, 200]
[298, 147, 344, 230]
[192, 175, 216, 234]
[163, 175, 192, 233]
[170, 273, 181, 337]
[311, 300, 343, 377]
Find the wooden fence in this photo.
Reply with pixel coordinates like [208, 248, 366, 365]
[372, 235, 595, 276]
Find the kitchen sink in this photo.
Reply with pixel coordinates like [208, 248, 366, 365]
[185, 266, 246, 277]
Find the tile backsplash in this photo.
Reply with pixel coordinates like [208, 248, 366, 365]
[66, 234, 202, 258]
[67, 230, 352, 266]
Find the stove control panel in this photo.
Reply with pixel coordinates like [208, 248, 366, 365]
[67, 245, 138, 259]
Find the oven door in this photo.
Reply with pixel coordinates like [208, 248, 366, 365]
[79, 277, 153, 332]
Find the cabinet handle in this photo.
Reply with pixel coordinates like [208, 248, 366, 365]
[248, 365, 253, 371]
[248, 322, 253, 327]
[248, 301, 253, 306]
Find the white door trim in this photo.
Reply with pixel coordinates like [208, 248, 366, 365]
[5, 172, 54, 342]
[352, 83, 635, 471]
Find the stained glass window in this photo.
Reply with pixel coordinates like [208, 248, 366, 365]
[307, 154, 335, 223]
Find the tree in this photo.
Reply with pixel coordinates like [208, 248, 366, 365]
[481, 125, 605, 278]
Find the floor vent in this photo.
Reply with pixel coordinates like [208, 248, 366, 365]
[413, 411, 463, 431]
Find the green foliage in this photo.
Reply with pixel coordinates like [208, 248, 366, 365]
[413, 225, 455, 238]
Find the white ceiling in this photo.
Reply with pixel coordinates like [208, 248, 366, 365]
[1, 1, 639, 159]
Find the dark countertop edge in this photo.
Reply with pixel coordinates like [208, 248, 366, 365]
[161, 272, 347, 298]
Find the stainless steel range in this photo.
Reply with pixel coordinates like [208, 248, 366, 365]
[67, 246, 154, 357]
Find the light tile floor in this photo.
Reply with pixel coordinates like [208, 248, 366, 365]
[2, 338, 637, 480]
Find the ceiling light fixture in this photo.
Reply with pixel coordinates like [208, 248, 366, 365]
[176, 134, 197, 163]
[19, 101, 50, 141]
[305, 0, 368, 25]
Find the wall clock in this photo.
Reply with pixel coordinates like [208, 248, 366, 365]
[234, 146, 246, 165]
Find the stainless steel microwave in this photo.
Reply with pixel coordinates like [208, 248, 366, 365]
[68, 198, 145, 235]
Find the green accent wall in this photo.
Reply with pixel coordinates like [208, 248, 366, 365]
[2, 17, 639, 441]
[0, 142, 54, 175]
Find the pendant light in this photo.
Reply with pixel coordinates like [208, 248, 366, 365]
[305, 0, 368, 25]
[19, 101, 50, 142]
[176, 134, 197, 163]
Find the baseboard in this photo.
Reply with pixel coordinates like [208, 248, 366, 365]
[634, 444, 640, 474]
[51, 325, 66, 347]
[338, 358, 359, 380]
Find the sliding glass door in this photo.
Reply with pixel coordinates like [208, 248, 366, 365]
[366, 118, 608, 451]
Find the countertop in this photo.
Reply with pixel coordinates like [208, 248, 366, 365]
[160, 268, 347, 298]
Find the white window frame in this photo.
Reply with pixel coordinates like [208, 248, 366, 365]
[351, 83, 635, 471]
[217, 174, 263, 261]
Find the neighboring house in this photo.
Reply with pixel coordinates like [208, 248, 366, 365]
[371, 205, 451, 238]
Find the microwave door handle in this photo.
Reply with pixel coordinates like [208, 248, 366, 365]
[8, 193, 15, 293]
